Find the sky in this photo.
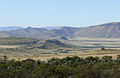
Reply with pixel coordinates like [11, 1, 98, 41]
[0, 0, 120, 27]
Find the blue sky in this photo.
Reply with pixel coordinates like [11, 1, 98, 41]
[0, 0, 120, 27]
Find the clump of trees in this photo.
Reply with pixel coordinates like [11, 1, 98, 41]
[0, 55, 120, 78]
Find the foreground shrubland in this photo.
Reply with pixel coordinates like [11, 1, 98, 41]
[1, 55, 120, 78]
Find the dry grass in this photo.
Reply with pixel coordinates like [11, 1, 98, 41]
[0, 45, 19, 48]
[0, 49, 120, 61]
[65, 37, 120, 49]
[69, 37, 120, 41]
[33, 49, 120, 61]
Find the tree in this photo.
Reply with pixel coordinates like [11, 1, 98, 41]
[101, 47, 105, 50]
[116, 55, 120, 62]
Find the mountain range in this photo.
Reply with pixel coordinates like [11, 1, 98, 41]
[1, 22, 120, 39]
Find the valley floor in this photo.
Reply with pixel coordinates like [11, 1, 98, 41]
[1, 37, 120, 61]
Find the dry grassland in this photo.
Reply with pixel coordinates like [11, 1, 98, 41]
[0, 45, 19, 48]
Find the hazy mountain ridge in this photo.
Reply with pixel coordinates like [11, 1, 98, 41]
[1, 22, 120, 38]
[2, 27, 47, 38]
[0, 26, 24, 31]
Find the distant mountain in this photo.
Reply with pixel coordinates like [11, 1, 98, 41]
[0, 26, 24, 31]
[42, 26, 63, 29]
[2, 27, 47, 39]
[2, 22, 120, 38]
[74, 22, 120, 38]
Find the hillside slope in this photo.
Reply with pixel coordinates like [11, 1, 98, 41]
[0, 37, 39, 45]
[26, 39, 69, 49]
[74, 22, 120, 38]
